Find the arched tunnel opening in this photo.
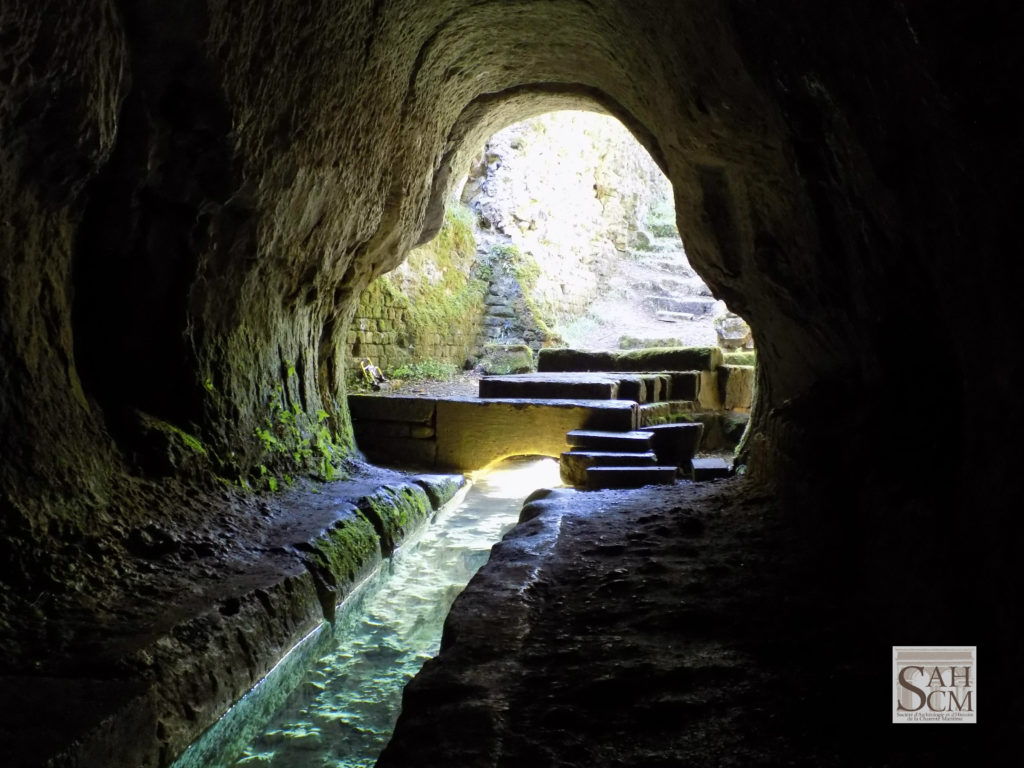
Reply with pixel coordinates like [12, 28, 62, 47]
[349, 109, 754, 380]
[0, 1, 1018, 765]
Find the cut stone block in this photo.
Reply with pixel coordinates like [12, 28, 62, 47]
[698, 370, 721, 410]
[615, 375, 647, 403]
[585, 465, 678, 490]
[640, 422, 705, 467]
[478, 343, 535, 375]
[565, 430, 654, 452]
[356, 434, 438, 468]
[479, 374, 619, 400]
[535, 348, 619, 372]
[656, 310, 694, 323]
[691, 457, 732, 481]
[537, 346, 722, 374]
[560, 450, 658, 486]
[435, 399, 637, 470]
[660, 370, 700, 400]
[717, 364, 755, 410]
[349, 394, 436, 425]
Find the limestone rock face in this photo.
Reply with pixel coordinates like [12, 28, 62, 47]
[0, 0, 1021, 760]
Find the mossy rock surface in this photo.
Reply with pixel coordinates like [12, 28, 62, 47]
[356, 482, 432, 555]
[723, 350, 757, 366]
[536, 348, 618, 372]
[411, 474, 467, 509]
[618, 336, 683, 350]
[296, 507, 381, 619]
[479, 343, 535, 375]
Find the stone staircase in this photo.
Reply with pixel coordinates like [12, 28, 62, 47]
[468, 344, 739, 489]
[561, 429, 675, 490]
[559, 421, 708, 490]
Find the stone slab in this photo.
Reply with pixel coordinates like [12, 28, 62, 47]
[585, 465, 678, 490]
[691, 457, 733, 481]
[717, 364, 755, 410]
[349, 394, 436, 424]
[698, 370, 721, 410]
[479, 375, 619, 400]
[357, 434, 438, 468]
[435, 399, 638, 470]
[615, 375, 647, 403]
[560, 450, 658, 486]
[537, 346, 722, 374]
[659, 370, 700, 400]
[566, 429, 654, 452]
[640, 423, 705, 467]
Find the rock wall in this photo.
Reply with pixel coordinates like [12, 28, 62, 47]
[1, 0, 1022, 753]
[347, 204, 486, 375]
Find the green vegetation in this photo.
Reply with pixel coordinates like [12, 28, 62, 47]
[252, 381, 348, 491]
[353, 201, 487, 375]
[646, 195, 678, 237]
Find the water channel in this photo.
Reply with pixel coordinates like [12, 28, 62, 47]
[173, 456, 561, 768]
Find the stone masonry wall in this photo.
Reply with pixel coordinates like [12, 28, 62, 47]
[348, 203, 488, 376]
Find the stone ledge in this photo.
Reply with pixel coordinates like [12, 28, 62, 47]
[537, 346, 723, 373]
[7, 472, 465, 768]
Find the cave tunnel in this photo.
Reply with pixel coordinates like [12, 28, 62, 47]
[0, 1, 1020, 765]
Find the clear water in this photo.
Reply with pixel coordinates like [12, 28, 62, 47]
[175, 457, 561, 768]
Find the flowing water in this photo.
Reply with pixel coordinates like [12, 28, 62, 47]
[173, 456, 561, 768]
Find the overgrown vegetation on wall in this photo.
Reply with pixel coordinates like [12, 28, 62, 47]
[348, 203, 487, 378]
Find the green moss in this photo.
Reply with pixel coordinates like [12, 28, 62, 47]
[619, 335, 683, 350]
[724, 350, 757, 366]
[353, 202, 487, 374]
[249, 379, 350, 490]
[314, 514, 380, 585]
[356, 483, 432, 555]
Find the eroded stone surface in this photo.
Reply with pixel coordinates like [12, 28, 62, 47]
[380, 481, 1008, 766]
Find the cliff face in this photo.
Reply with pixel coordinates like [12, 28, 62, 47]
[1, 0, 1020, 732]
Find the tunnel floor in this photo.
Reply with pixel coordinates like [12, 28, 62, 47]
[378, 478, 990, 767]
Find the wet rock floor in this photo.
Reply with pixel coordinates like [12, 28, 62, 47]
[378, 479, 995, 767]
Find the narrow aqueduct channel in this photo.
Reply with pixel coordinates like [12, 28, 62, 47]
[0, 2, 1019, 765]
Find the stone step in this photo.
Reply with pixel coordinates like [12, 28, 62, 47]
[643, 295, 717, 316]
[565, 430, 654, 452]
[480, 374, 619, 400]
[538, 346, 722, 374]
[585, 465, 679, 490]
[690, 457, 733, 481]
[559, 450, 658, 486]
[655, 310, 694, 323]
[479, 373, 669, 404]
[640, 422, 705, 467]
